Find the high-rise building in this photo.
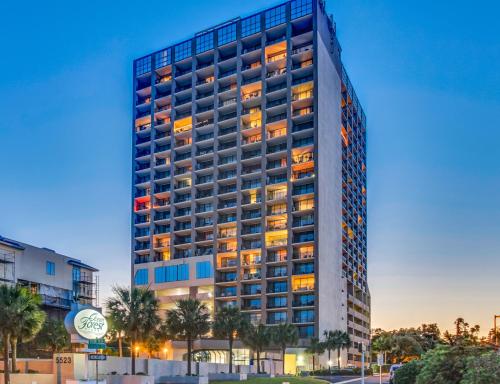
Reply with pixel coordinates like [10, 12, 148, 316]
[131, 0, 369, 368]
[0, 236, 99, 320]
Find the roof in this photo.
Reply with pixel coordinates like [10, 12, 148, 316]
[0, 236, 25, 251]
[67, 259, 99, 272]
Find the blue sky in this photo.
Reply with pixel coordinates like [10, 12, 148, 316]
[0, 0, 499, 334]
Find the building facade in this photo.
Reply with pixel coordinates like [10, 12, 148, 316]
[0, 236, 98, 320]
[131, 0, 369, 368]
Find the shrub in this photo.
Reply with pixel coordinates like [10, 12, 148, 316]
[461, 351, 500, 384]
[393, 360, 423, 384]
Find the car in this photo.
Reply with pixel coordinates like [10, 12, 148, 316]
[389, 364, 403, 383]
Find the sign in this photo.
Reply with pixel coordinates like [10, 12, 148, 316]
[73, 309, 108, 340]
[88, 354, 107, 361]
[377, 353, 384, 366]
[88, 338, 107, 350]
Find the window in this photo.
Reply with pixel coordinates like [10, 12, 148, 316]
[134, 269, 148, 285]
[218, 23, 236, 46]
[72, 267, 81, 281]
[298, 325, 314, 338]
[265, 5, 286, 29]
[291, 0, 313, 20]
[178, 264, 189, 280]
[136, 56, 151, 76]
[196, 32, 214, 54]
[241, 14, 261, 37]
[155, 49, 171, 69]
[175, 40, 192, 62]
[196, 261, 213, 279]
[46, 261, 55, 276]
[155, 264, 190, 283]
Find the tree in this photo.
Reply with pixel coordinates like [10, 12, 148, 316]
[0, 285, 46, 384]
[391, 335, 423, 363]
[271, 323, 298, 375]
[331, 330, 351, 369]
[393, 359, 423, 384]
[212, 306, 247, 373]
[305, 337, 325, 372]
[242, 323, 271, 374]
[415, 344, 486, 384]
[9, 291, 45, 372]
[106, 313, 126, 357]
[462, 351, 500, 384]
[163, 299, 211, 376]
[443, 318, 481, 346]
[372, 332, 392, 364]
[105, 286, 160, 375]
[322, 330, 336, 372]
[35, 319, 70, 354]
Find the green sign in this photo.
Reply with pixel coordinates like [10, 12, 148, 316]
[88, 338, 106, 349]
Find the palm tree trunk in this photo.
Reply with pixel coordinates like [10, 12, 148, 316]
[4, 334, 11, 384]
[312, 355, 315, 372]
[228, 337, 233, 374]
[10, 337, 17, 374]
[187, 338, 192, 376]
[337, 348, 341, 369]
[131, 339, 136, 375]
[256, 350, 261, 374]
[118, 335, 123, 358]
[282, 347, 286, 375]
[328, 349, 331, 374]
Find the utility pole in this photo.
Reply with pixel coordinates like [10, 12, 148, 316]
[494, 315, 500, 347]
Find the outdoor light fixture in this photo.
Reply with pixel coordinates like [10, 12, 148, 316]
[327, 360, 333, 367]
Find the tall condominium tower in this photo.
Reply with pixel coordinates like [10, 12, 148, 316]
[131, 0, 369, 369]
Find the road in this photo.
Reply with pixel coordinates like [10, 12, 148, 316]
[318, 375, 389, 384]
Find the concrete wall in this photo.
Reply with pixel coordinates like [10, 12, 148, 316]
[316, 23, 348, 366]
[85, 356, 259, 381]
[0, 373, 54, 384]
[0, 359, 53, 374]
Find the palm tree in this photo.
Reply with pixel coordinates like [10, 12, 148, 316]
[105, 286, 159, 375]
[331, 330, 351, 369]
[241, 323, 270, 374]
[10, 292, 46, 373]
[271, 323, 298, 375]
[35, 318, 69, 354]
[163, 299, 211, 376]
[322, 330, 336, 373]
[305, 337, 325, 372]
[0, 285, 45, 384]
[212, 306, 247, 373]
[106, 313, 126, 357]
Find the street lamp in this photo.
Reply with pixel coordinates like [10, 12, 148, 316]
[135, 345, 140, 358]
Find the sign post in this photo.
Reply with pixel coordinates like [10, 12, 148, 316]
[65, 307, 108, 382]
[377, 353, 384, 384]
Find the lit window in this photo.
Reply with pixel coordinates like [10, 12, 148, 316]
[134, 269, 148, 285]
[242, 14, 261, 37]
[175, 40, 192, 62]
[196, 32, 214, 54]
[291, 0, 313, 20]
[155, 49, 171, 69]
[265, 5, 286, 29]
[196, 261, 213, 279]
[46, 261, 55, 276]
[135, 56, 151, 76]
[218, 23, 236, 46]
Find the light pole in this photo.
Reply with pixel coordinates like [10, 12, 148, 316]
[494, 315, 500, 347]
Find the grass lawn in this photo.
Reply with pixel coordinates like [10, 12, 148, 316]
[211, 377, 329, 384]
